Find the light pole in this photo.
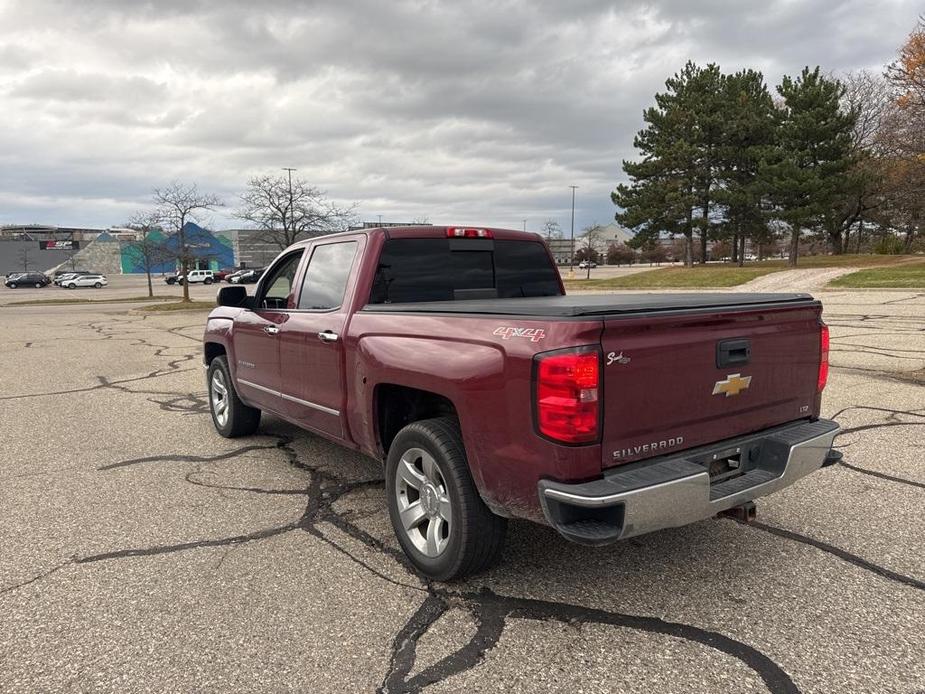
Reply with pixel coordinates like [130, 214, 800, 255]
[568, 185, 578, 279]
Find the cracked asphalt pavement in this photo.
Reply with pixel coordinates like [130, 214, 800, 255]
[1, 292, 923, 693]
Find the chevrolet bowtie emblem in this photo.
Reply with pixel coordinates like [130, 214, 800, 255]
[712, 373, 752, 397]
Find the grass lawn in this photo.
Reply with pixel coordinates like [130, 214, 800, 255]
[7, 296, 169, 306]
[141, 300, 215, 312]
[828, 261, 925, 288]
[565, 265, 778, 289]
[564, 254, 921, 290]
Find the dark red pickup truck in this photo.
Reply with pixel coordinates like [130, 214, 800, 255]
[203, 225, 839, 579]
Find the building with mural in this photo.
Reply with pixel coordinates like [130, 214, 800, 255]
[119, 223, 236, 274]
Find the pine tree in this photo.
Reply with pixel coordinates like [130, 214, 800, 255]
[613, 62, 722, 267]
[762, 67, 857, 266]
[715, 69, 777, 265]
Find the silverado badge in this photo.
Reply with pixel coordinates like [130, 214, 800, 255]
[712, 373, 752, 397]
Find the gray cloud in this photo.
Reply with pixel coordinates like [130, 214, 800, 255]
[0, 0, 919, 231]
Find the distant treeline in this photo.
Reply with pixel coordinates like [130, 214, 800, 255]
[613, 17, 925, 266]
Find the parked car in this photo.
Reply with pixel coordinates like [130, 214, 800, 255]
[165, 270, 215, 285]
[213, 267, 238, 281]
[202, 226, 839, 580]
[228, 268, 264, 284]
[225, 269, 249, 283]
[5, 272, 50, 288]
[182, 270, 215, 285]
[578, 260, 597, 269]
[63, 274, 108, 289]
[53, 270, 92, 286]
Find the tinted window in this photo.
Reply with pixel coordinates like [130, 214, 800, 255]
[298, 242, 358, 310]
[369, 238, 561, 304]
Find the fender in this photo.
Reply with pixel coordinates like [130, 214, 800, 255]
[203, 312, 241, 391]
[351, 334, 506, 498]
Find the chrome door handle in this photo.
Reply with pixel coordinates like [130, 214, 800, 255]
[264, 325, 280, 335]
[318, 331, 339, 343]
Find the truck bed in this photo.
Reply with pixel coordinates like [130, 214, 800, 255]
[362, 293, 817, 318]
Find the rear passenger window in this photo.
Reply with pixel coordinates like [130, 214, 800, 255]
[298, 242, 358, 310]
[368, 238, 561, 303]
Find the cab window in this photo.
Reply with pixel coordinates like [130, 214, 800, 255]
[297, 241, 358, 310]
[259, 251, 304, 310]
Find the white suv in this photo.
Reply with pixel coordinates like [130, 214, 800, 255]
[181, 270, 214, 285]
[64, 274, 108, 289]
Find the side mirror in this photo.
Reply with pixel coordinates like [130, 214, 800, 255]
[216, 285, 252, 309]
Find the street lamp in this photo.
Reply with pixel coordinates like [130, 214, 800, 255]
[568, 185, 578, 279]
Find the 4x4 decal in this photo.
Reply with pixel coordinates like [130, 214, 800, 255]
[493, 326, 546, 342]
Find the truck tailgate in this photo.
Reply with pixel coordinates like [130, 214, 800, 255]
[601, 301, 822, 469]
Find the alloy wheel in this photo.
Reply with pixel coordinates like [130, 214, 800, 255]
[394, 447, 452, 557]
[210, 368, 229, 427]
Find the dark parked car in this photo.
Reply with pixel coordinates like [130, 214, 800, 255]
[228, 268, 265, 284]
[5, 272, 50, 288]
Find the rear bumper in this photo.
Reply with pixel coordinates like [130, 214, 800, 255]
[537, 419, 839, 545]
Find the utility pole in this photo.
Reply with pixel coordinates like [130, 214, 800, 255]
[568, 185, 578, 279]
[522, 219, 527, 232]
[282, 167, 296, 237]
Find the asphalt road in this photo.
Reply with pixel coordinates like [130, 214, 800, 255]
[0, 291, 923, 693]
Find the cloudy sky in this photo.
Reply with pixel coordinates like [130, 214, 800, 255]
[0, 0, 919, 233]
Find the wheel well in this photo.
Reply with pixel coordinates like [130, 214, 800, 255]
[204, 342, 226, 365]
[376, 385, 458, 454]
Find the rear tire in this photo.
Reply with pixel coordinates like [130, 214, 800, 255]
[386, 417, 507, 580]
[207, 356, 260, 437]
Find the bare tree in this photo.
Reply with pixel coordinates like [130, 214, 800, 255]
[235, 173, 355, 250]
[578, 224, 605, 278]
[17, 245, 32, 271]
[126, 211, 169, 298]
[822, 71, 893, 253]
[152, 182, 223, 302]
[541, 219, 561, 241]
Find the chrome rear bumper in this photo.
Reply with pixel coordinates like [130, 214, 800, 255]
[538, 419, 839, 545]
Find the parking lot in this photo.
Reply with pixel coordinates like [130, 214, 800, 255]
[1, 289, 923, 693]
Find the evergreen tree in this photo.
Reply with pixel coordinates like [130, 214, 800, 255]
[762, 67, 857, 266]
[715, 69, 777, 265]
[613, 62, 720, 267]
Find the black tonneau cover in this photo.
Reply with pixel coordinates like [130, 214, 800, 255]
[362, 293, 816, 318]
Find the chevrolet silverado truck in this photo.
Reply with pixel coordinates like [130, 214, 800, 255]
[202, 226, 839, 580]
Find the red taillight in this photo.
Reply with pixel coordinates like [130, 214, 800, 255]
[535, 349, 600, 444]
[817, 324, 829, 392]
[447, 227, 493, 238]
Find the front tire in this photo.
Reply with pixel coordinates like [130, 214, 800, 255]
[35, 282, 42, 288]
[94, 282, 102, 288]
[8, 282, 16, 288]
[207, 356, 260, 437]
[386, 417, 507, 580]
[204, 278, 213, 285]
